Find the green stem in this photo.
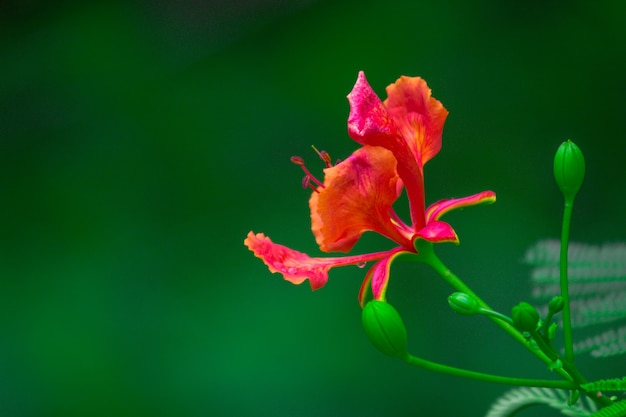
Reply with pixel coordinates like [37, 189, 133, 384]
[528, 329, 586, 385]
[403, 353, 575, 389]
[412, 240, 573, 383]
[560, 199, 575, 364]
[479, 308, 514, 325]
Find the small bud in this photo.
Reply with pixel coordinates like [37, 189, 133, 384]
[361, 301, 408, 359]
[511, 302, 540, 333]
[554, 140, 585, 201]
[548, 296, 565, 314]
[448, 292, 481, 315]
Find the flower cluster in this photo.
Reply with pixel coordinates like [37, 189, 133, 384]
[245, 71, 495, 305]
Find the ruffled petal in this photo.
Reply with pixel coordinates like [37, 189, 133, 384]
[310, 146, 412, 252]
[347, 71, 427, 228]
[424, 190, 496, 223]
[244, 232, 398, 291]
[384, 76, 448, 167]
[357, 249, 414, 307]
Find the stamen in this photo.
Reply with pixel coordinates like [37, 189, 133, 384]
[290, 156, 305, 165]
[312, 145, 333, 168]
[301, 176, 321, 193]
[290, 155, 325, 190]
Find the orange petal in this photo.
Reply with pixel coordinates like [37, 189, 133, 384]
[310, 146, 411, 253]
[384, 76, 448, 167]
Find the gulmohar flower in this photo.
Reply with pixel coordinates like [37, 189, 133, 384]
[245, 71, 495, 305]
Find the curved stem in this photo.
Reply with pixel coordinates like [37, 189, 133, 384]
[412, 239, 574, 383]
[403, 353, 575, 389]
[479, 308, 514, 325]
[560, 199, 575, 364]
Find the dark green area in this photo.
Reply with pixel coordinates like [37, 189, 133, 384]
[1, 1, 625, 415]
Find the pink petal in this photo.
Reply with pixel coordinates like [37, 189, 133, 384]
[414, 220, 458, 243]
[346, 72, 400, 143]
[358, 249, 412, 306]
[245, 232, 399, 291]
[424, 190, 496, 223]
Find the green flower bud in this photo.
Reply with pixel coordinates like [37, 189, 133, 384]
[554, 140, 585, 201]
[511, 302, 540, 333]
[448, 292, 481, 315]
[361, 301, 408, 359]
[548, 295, 565, 314]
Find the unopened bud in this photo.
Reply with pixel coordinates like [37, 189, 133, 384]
[554, 140, 585, 201]
[448, 292, 481, 315]
[548, 296, 565, 314]
[361, 301, 408, 359]
[511, 302, 540, 333]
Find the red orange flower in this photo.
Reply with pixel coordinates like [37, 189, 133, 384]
[245, 71, 495, 305]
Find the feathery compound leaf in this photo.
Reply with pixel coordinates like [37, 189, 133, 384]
[582, 378, 626, 392]
[485, 387, 597, 417]
[573, 325, 626, 357]
[568, 291, 626, 328]
[588, 401, 626, 417]
[524, 240, 626, 268]
[524, 239, 626, 356]
[526, 240, 626, 281]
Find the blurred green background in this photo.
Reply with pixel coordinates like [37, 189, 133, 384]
[1, 0, 625, 416]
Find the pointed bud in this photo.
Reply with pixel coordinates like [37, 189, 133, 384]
[448, 292, 481, 315]
[361, 301, 408, 359]
[554, 140, 585, 201]
[511, 302, 540, 333]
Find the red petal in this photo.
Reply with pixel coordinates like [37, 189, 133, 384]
[309, 146, 411, 252]
[347, 72, 430, 228]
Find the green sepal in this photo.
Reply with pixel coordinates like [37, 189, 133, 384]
[568, 390, 580, 406]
